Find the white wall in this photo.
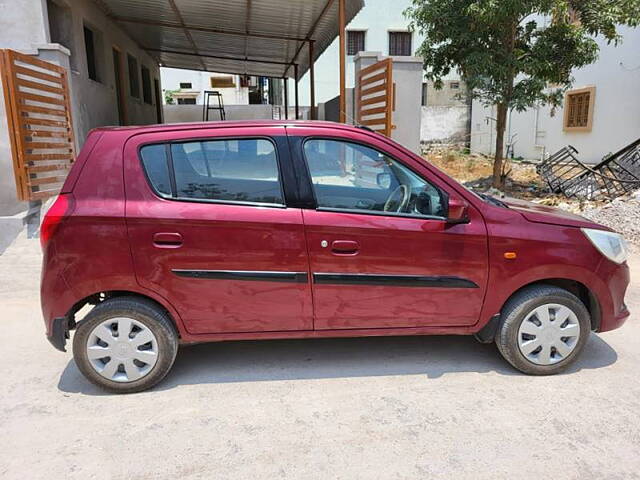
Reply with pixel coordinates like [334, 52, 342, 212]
[0, 74, 25, 216]
[471, 26, 640, 163]
[0, 0, 49, 50]
[421, 106, 470, 145]
[164, 104, 271, 123]
[161, 68, 249, 105]
[163, 104, 310, 124]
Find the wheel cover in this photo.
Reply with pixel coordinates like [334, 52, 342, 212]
[86, 317, 159, 382]
[517, 303, 581, 366]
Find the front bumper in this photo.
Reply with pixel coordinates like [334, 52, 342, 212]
[597, 260, 631, 332]
[599, 303, 630, 332]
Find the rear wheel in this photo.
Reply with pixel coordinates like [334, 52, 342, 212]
[495, 285, 591, 375]
[72, 297, 178, 393]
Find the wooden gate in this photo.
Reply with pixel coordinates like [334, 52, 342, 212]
[356, 58, 394, 137]
[0, 49, 75, 201]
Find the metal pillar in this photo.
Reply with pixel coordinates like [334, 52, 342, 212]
[294, 63, 299, 120]
[309, 40, 316, 120]
[338, 0, 346, 123]
[283, 76, 288, 119]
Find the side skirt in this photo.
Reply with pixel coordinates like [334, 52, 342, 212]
[178, 324, 482, 344]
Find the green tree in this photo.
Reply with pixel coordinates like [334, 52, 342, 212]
[406, 0, 640, 188]
[164, 89, 178, 105]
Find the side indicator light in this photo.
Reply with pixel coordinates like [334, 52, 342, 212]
[504, 252, 517, 260]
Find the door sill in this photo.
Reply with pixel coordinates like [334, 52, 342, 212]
[180, 324, 478, 344]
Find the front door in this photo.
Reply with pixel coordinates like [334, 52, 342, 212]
[124, 127, 312, 334]
[290, 129, 488, 330]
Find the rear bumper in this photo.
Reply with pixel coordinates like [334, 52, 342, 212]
[47, 317, 71, 352]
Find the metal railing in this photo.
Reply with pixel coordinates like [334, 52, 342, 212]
[537, 139, 640, 200]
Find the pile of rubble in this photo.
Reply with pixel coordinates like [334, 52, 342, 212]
[581, 190, 640, 247]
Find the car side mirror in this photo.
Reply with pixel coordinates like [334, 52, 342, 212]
[447, 195, 470, 224]
[376, 172, 391, 189]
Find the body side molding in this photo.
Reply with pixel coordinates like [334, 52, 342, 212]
[172, 269, 308, 283]
[313, 273, 478, 288]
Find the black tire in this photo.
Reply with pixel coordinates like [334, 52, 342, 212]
[495, 285, 591, 375]
[72, 297, 178, 393]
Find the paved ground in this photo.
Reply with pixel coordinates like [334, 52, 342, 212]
[1, 231, 639, 480]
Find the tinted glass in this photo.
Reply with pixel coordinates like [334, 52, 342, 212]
[140, 144, 171, 196]
[304, 139, 445, 218]
[170, 138, 283, 205]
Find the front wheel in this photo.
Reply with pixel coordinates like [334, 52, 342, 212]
[495, 285, 591, 375]
[72, 297, 178, 393]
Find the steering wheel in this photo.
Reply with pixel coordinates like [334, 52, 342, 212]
[383, 184, 410, 213]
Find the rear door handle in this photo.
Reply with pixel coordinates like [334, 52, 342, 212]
[153, 232, 183, 248]
[331, 240, 359, 255]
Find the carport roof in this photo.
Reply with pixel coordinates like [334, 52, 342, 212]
[98, 0, 364, 79]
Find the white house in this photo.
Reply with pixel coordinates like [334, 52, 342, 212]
[470, 25, 640, 164]
[295, 0, 423, 105]
[161, 69, 250, 106]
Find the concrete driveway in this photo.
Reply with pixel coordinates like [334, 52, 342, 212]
[1, 231, 639, 479]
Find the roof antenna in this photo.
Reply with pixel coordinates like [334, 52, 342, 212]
[338, 108, 378, 134]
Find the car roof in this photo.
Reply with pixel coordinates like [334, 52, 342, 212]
[92, 119, 362, 134]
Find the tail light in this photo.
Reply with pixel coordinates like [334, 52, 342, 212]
[40, 193, 74, 249]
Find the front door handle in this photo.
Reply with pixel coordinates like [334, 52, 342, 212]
[153, 232, 183, 248]
[331, 240, 359, 255]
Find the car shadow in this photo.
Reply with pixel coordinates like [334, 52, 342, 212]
[57, 333, 618, 395]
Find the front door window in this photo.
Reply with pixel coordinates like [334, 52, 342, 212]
[303, 139, 445, 218]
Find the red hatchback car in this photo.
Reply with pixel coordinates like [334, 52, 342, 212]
[40, 121, 630, 392]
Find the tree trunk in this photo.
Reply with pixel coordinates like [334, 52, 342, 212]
[493, 102, 508, 189]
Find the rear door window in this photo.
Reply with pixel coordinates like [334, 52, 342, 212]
[140, 138, 284, 206]
[140, 144, 172, 196]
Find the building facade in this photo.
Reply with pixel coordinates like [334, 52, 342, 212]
[303, 0, 469, 146]
[470, 25, 640, 164]
[294, 0, 425, 106]
[0, 0, 162, 249]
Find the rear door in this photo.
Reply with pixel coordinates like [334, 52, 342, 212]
[288, 127, 489, 330]
[124, 126, 312, 334]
